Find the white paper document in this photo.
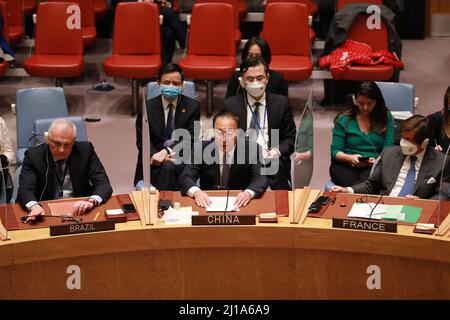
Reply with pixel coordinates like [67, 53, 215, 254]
[162, 206, 199, 225]
[206, 197, 239, 212]
[347, 203, 387, 220]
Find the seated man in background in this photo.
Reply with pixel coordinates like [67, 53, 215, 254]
[332, 115, 447, 200]
[134, 63, 200, 190]
[222, 57, 296, 190]
[178, 112, 269, 208]
[18, 118, 113, 222]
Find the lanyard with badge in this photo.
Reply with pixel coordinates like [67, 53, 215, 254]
[246, 100, 268, 146]
[55, 161, 72, 198]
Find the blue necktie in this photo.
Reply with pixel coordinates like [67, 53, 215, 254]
[163, 103, 174, 145]
[398, 156, 417, 197]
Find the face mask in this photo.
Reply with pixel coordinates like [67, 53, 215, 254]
[400, 138, 418, 156]
[160, 85, 182, 101]
[245, 81, 266, 98]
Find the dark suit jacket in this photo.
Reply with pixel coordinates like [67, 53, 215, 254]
[225, 70, 289, 98]
[221, 92, 296, 163]
[134, 94, 201, 185]
[178, 139, 269, 197]
[352, 146, 446, 199]
[17, 142, 113, 208]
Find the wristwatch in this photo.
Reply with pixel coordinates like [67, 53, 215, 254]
[88, 198, 98, 207]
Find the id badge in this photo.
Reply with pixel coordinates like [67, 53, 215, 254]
[62, 190, 73, 199]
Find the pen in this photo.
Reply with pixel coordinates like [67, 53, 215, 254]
[93, 212, 100, 221]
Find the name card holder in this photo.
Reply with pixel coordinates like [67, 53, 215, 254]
[50, 220, 115, 236]
[332, 217, 397, 233]
[192, 214, 256, 226]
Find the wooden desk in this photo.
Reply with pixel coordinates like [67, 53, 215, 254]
[1, 193, 450, 299]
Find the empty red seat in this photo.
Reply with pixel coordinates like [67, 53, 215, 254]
[5, 0, 24, 45]
[261, 3, 312, 81]
[196, 0, 241, 47]
[179, 3, 236, 115]
[339, 14, 393, 80]
[238, 0, 247, 19]
[103, 2, 161, 114]
[50, 0, 97, 49]
[23, 2, 84, 80]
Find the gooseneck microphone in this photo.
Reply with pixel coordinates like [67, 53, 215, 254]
[21, 214, 82, 223]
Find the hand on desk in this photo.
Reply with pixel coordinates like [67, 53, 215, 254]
[404, 194, 419, 200]
[234, 191, 252, 208]
[331, 186, 349, 193]
[193, 190, 212, 208]
[24, 204, 44, 223]
[72, 200, 94, 216]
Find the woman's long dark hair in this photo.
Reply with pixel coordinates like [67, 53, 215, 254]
[241, 36, 272, 65]
[335, 81, 389, 135]
[441, 86, 450, 138]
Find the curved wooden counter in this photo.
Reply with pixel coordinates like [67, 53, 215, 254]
[1, 213, 450, 299]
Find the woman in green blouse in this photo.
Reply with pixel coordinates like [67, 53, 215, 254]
[330, 81, 395, 187]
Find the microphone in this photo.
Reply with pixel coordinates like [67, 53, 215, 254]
[368, 191, 385, 220]
[21, 213, 83, 223]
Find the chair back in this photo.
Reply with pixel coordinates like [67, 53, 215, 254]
[49, 0, 95, 28]
[113, 2, 160, 55]
[195, 0, 239, 28]
[16, 87, 69, 151]
[261, 3, 310, 56]
[5, 0, 23, 29]
[376, 81, 415, 113]
[347, 13, 389, 51]
[33, 116, 88, 145]
[34, 2, 83, 55]
[337, 0, 382, 11]
[0, 1, 9, 41]
[187, 3, 235, 56]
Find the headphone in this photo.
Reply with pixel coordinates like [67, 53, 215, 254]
[44, 131, 49, 144]
[238, 76, 245, 89]
[352, 94, 357, 106]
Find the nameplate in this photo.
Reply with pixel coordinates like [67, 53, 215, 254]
[192, 214, 256, 226]
[50, 220, 115, 236]
[332, 218, 397, 233]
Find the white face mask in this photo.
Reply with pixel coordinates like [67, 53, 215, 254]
[400, 138, 418, 155]
[245, 81, 266, 98]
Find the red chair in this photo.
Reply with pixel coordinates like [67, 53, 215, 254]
[261, 3, 312, 81]
[0, 1, 9, 77]
[48, 0, 97, 49]
[5, 0, 24, 45]
[22, 0, 36, 16]
[196, 0, 240, 47]
[338, 13, 393, 80]
[179, 3, 236, 116]
[337, 0, 382, 11]
[265, 0, 316, 43]
[93, 0, 107, 19]
[103, 2, 161, 115]
[23, 2, 84, 85]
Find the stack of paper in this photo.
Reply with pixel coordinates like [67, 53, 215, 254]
[347, 203, 423, 223]
[206, 197, 239, 212]
[161, 206, 199, 225]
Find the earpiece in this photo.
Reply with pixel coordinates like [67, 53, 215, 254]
[44, 132, 49, 144]
[352, 94, 357, 106]
[422, 138, 429, 148]
[238, 76, 245, 88]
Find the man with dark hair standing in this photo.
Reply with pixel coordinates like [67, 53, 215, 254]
[332, 115, 447, 199]
[135, 63, 200, 190]
[221, 56, 296, 190]
[179, 111, 268, 208]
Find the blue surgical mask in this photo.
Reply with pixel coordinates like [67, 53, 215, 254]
[160, 85, 182, 101]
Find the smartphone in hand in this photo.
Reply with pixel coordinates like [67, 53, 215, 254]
[358, 156, 369, 162]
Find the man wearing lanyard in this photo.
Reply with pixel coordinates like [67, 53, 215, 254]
[18, 118, 113, 223]
[222, 56, 296, 189]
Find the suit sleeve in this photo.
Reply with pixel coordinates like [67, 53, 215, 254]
[17, 150, 40, 208]
[178, 163, 201, 195]
[87, 143, 113, 202]
[351, 149, 385, 195]
[246, 145, 269, 197]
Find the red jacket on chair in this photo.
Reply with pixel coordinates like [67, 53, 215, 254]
[319, 39, 404, 80]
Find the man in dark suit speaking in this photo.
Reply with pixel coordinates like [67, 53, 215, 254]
[332, 115, 448, 199]
[18, 118, 113, 223]
[221, 56, 296, 190]
[134, 63, 200, 190]
[178, 112, 269, 208]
